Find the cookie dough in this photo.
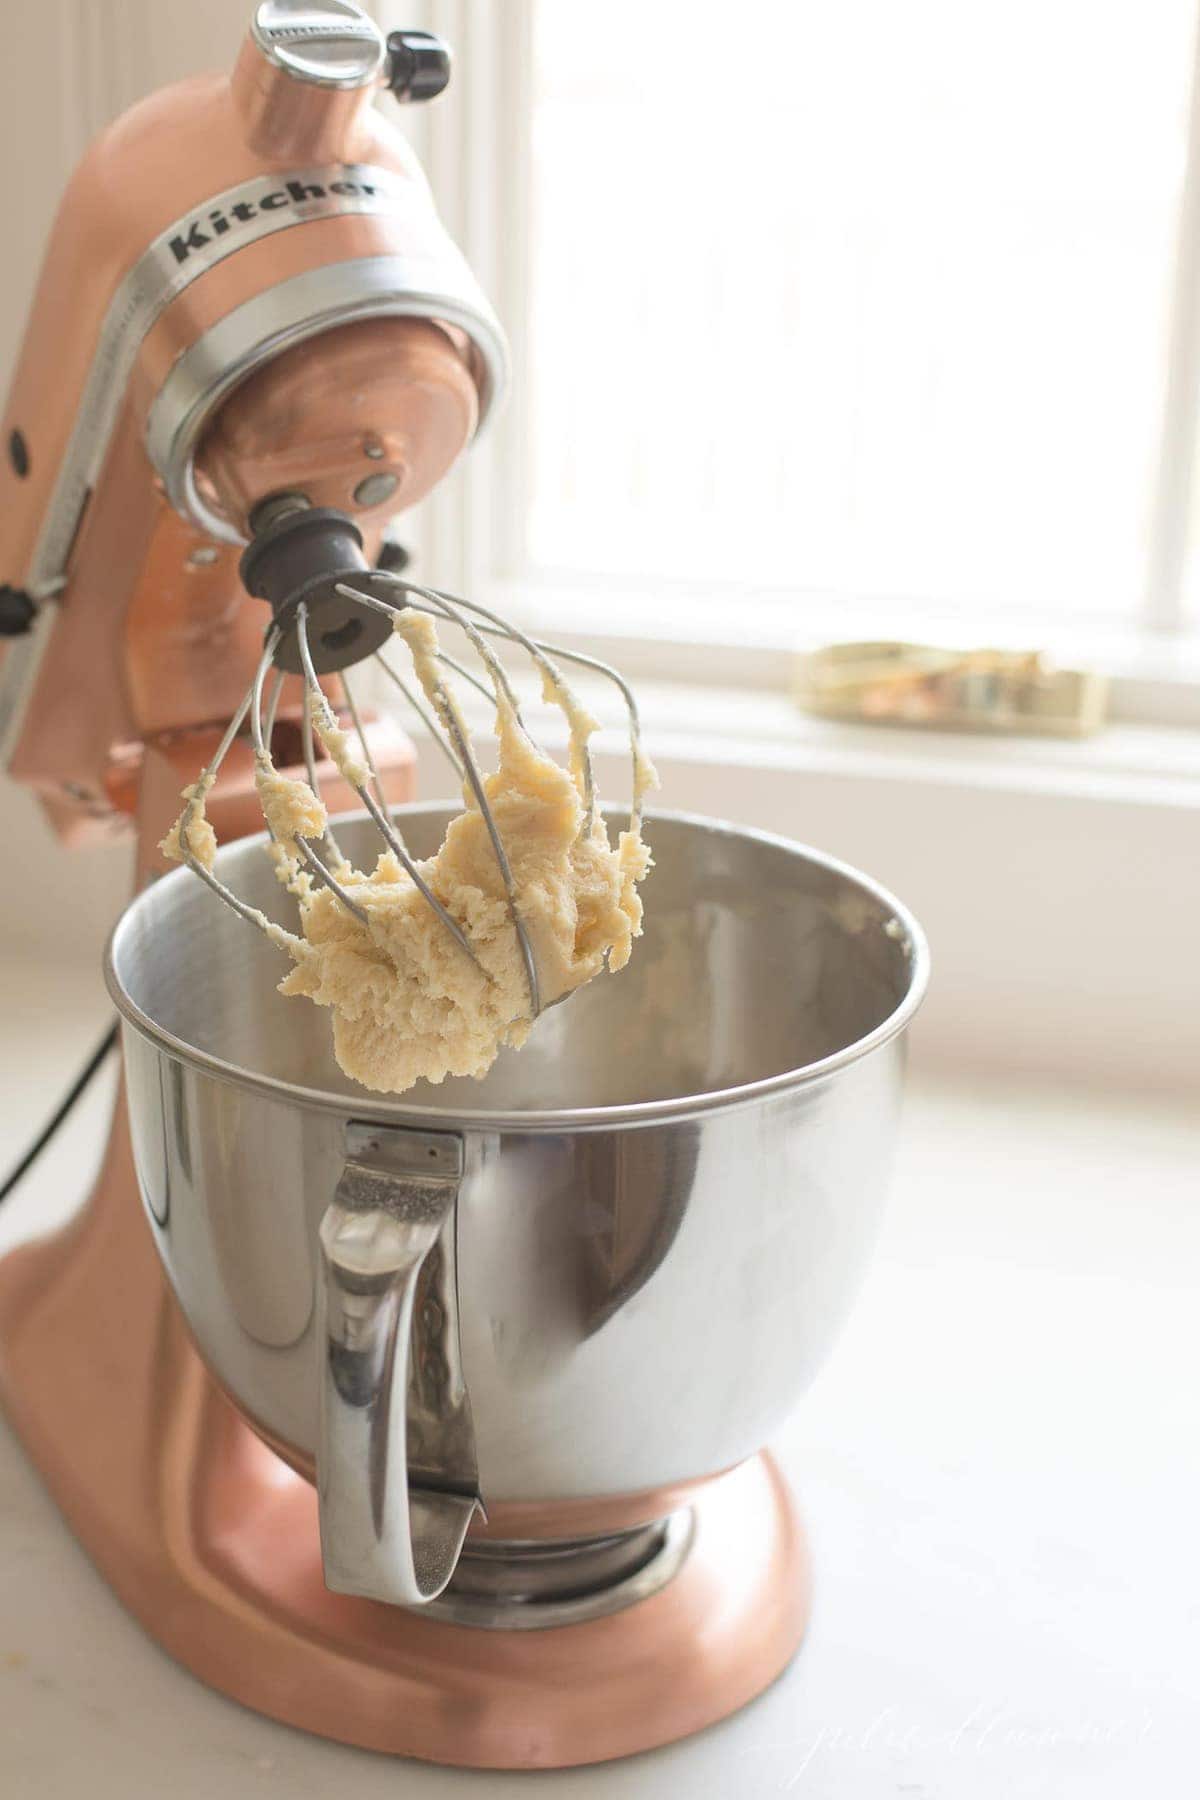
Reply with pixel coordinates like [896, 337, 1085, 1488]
[163, 610, 655, 1095]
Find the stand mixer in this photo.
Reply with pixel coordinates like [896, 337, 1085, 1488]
[0, 1, 929, 1770]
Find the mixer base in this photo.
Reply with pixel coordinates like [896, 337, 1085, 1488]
[0, 1103, 811, 1768]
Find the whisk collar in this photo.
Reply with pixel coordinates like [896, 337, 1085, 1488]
[240, 504, 395, 675]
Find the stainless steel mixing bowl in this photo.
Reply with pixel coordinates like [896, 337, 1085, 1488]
[106, 805, 927, 1611]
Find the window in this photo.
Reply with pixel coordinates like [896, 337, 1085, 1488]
[528, 1, 1198, 624]
[395, 5, 1200, 1067]
[403, 0, 1200, 685]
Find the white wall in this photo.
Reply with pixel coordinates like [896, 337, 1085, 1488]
[0, 1, 249, 363]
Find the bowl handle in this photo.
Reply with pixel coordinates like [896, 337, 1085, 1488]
[315, 1121, 480, 1605]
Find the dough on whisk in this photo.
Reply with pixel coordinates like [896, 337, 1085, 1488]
[279, 695, 651, 1092]
[159, 777, 217, 869]
[163, 613, 656, 1096]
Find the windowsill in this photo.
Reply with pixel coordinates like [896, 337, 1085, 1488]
[589, 678, 1200, 808]
[487, 571, 1200, 731]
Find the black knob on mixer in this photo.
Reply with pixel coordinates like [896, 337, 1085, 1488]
[386, 30, 452, 102]
[377, 538, 411, 575]
[0, 584, 35, 636]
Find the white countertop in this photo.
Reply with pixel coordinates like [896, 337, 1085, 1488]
[0, 956, 1196, 1798]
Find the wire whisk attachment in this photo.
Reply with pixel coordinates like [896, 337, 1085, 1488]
[161, 504, 657, 1094]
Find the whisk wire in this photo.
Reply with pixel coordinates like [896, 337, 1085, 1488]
[424, 595, 649, 838]
[335, 581, 540, 1016]
[295, 603, 490, 981]
[245, 656, 365, 924]
[421, 583, 600, 831]
[373, 651, 464, 780]
[296, 838, 368, 923]
[339, 666, 390, 816]
[368, 576, 645, 835]
[296, 629, 348, 874]
[264, 667, 286, 749]
[434, 648, 504, 712]
[176, 638, 301, 947]
[370, 574, 598, 830]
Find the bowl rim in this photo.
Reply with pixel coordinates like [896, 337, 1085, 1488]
[104, 802, 931, 1132]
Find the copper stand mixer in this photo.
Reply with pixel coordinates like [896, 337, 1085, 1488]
[0, 2, 928, 1770]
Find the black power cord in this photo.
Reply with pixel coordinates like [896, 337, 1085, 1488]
[0, 1021, 119, 1206]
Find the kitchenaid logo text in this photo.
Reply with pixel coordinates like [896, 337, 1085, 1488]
[167, 176, 378, 265]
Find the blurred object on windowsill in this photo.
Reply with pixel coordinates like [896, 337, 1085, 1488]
[795, 641, 1109, 737]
